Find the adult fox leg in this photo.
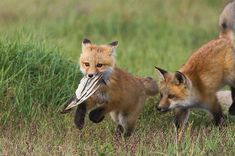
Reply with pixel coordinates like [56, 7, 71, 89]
[174, 108, 189, 129]
[208, 96, 224, 125]
[229, 87, 235, 115]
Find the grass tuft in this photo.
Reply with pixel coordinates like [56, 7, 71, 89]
[0, 38, 81, 124]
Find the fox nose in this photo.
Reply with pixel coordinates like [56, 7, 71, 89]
[88, 74, 94, 78]
[156, 107, 161, 111]
[157, 106, 169, 112]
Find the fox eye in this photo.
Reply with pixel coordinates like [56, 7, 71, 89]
[96, 63, 103, 68]
[84, 63, 90, 67]
[168, 94, 176, 99]
[160, 93, 163, 98]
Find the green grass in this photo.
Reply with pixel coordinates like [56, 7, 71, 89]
[1, 0, 235, 155]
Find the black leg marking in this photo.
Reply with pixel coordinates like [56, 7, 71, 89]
[229, 104, 235, 115]
[174, 119, 181, 130]
[115, 124, 124, 136]
[89, 107, 105, 123]
[123, 127, 133, 138]
[116, 124, 124, 134]
[229, 87, 235, 115]
[212, 111, 224, 126]
[74, 102, 86, 130]
[174, 109, 189, 129]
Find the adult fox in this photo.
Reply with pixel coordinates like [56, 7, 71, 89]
[155, 1, 235, 128]
[62, 39, 158, 137]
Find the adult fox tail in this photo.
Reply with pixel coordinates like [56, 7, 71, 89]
[219, 1, 235, 41]
[139, 77, 158, 96]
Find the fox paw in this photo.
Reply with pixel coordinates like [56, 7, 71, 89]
[123, 128, 133, 138]
[214, 117, 225, 126]
[74, 112, 85, 129]
[74, 118, 85, 130]
[89, 107, 105, 123]
[115, 124, 124, 137]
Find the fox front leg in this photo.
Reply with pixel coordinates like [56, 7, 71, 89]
[210, 104, 224, 126]
[89, 106, 106, 123]
[174, 108, 189, 129]
[74, 102, 87, 129]
[207, 96, 224, 126]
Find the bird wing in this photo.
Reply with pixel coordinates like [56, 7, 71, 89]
[63, 74, 102, 111]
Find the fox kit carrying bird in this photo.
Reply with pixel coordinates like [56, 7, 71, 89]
[62, 39, 158, 137]
[155, 1, 235, 129]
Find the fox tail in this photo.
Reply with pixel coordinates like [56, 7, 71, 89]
[139, 77, 158, 96]
[219, 1, 235, 41]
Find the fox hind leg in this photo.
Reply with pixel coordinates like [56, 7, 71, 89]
[115, 124, 124, 138]
[118, 112, 137, 138]
[229, 87, 235, 115]
[110, 111, 124, 136]
[123, 125, 134, 138]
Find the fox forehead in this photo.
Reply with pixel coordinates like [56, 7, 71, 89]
[80, 53, 114, 65]
[80, 45, 114, 64]
[83, 44, 112, 54]
[159, 74, 175, 92]
[159, 78, 189, 99]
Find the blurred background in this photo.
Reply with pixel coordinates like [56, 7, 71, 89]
[0, 0, 226, 75]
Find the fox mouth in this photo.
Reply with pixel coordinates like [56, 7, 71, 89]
[160, 109, 170, 113]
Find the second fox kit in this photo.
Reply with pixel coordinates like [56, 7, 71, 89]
[156, 1, 235, 128]
[70, 39, 158, 137]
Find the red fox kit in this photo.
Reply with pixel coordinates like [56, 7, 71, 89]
[65, 39, 158, 137]
[155, 1, 235, 128]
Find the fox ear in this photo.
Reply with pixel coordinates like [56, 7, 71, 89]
[109, 41, 118, 55]
[174, 71, 187, 85]
[109, 41, 118, 47]
[155, 67, 168, 81]
[82, 38, 91, 44]
[82, 38, 91, 49]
